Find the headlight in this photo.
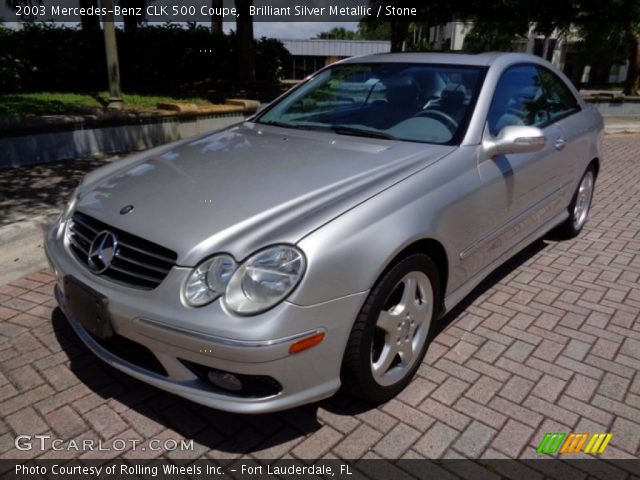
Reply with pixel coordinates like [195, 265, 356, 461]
[183, 254, 237, 307]
[224, 245, 306, 315]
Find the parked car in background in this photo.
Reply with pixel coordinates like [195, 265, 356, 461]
[46, 52, 603, 413]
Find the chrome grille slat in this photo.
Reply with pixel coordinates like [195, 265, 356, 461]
[109, 264, 164, 283]
[70, 225, 92, 245]
[68, 212, 177, 290]
[72, 215, 98, 234]
[69, 235, 89, 255]
[114, 251, 171, 274]
[117, 240, 176, 264]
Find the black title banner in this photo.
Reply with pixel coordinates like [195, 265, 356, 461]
[2, 0, 418, 23]
[2, 458, 640, 480]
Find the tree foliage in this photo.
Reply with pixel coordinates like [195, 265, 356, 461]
[463, 20, 529, 52]
[315, 24, 391, 41]
[0, 23, 290, 93]
[574, 0, 640, 94]
[316, 27, 361, 40]
[4, 0, 640, 94]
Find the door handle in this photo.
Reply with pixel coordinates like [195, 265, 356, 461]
[555, 138, 567, 150]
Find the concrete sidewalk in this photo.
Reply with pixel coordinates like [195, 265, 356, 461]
[0, 155, 118, 286]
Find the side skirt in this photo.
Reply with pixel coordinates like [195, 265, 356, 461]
[441, 209, 569, 316]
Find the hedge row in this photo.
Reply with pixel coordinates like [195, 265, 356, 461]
[0, 23, 292, 94]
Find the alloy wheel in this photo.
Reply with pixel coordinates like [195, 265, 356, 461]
[572, 170, 594, 230]
[370, 271, 434, 386]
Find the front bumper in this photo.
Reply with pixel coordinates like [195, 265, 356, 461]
[45, 219, 368, 413]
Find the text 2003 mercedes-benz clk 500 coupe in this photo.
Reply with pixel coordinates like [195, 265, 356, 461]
[46, 53, 603, 413]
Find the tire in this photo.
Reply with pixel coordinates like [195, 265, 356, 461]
[555, 166, 596, 239]
[341, 253, 441, 404]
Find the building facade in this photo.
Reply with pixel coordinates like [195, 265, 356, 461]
[280, 39, 391, 80]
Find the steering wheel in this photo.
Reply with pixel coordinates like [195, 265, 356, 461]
[414, 110, 458, 133]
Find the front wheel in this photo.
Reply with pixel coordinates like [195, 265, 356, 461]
[555, 166, 596, 239]
[341, 254, 440, 404]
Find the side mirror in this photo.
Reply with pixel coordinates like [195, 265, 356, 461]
[482, 125, 546, 158]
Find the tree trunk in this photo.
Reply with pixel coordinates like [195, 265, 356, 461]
[211, 0, 223, 34]
[235, 0, 255, 83]
[79, 0, 100, 31]
[101, 0, 123, 109]
[542, 35, 550, 60]
[120, 0, 146, 33]
[623, 32, 640, 96]
[390, 20, 410, 52]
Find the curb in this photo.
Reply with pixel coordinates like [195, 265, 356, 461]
[0, 113, 245, 169]
[604, 125, 640, 134]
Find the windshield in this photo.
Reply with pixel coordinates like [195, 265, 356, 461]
[256, 63, 485, 145]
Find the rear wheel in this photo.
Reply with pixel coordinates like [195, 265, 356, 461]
[341, 254, 440, 404]
[555, 166, 596, 239]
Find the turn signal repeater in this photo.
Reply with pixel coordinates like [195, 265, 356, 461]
[288, 332, 325, 354]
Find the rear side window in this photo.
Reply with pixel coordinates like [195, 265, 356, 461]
[537, 67, 581, 123]
[487, 65, 544, 136]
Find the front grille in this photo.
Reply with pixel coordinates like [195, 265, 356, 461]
[68, 211, 177, 290]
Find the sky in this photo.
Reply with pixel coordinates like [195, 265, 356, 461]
[208, 21, 361, 39]
[1, 20, 360, 40]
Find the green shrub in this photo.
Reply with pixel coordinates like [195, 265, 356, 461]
[0, 23, 290, 94]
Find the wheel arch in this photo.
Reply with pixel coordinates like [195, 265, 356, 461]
[589, 157, 600, 178]
[378, 238, 449, 317]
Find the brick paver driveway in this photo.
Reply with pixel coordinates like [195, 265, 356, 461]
[1, 136, 639, 461]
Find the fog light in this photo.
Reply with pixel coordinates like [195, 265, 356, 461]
[207, 370, 243, 392]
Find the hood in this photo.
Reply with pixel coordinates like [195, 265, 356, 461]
[75, 123, 454, 265]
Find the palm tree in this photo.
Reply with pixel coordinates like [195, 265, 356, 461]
[79, 0, 100, 31]
[119, 0, 146, 33]
[211, 0, 223, 34]
[235, 0, 255, 83]
[101, 0, 123, 108]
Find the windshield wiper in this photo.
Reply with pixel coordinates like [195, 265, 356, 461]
[330, 125, 397, 140]
[259, 120, 332, 133]
[259, 120, 305, 129]
[260, 121, 396, 140]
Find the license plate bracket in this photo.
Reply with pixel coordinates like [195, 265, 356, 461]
[63, 276, 114, 340]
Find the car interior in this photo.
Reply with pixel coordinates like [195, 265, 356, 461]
[282, 67, 481, 144]
[486, 66, 581, 136]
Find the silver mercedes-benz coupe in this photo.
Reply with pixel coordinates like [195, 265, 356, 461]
[46, 52, 603, 413]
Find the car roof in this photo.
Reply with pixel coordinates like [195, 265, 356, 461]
[339, 52, 539, 67]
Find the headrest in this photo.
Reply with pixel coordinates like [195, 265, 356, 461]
[441, 84, 466, 104]
[383, 74, 418, 90]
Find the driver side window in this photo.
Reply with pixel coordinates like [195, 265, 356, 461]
[487, 65, 544, 136]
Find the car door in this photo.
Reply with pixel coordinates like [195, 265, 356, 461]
[536, 66, 587, 198]
[468, 64, 568, 270]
